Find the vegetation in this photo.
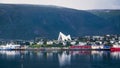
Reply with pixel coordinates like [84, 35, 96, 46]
[0, 4, 120, 40]
[29, 42, 71, 48]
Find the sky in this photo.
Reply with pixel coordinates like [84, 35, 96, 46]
[0, 0, 120, 10]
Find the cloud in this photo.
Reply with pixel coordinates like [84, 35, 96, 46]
[0, 0, 120, 10]
[92, 0, 120, 9]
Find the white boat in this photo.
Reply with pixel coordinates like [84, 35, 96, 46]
[0, 44, 20, 50]
[91, 45, 104, 49]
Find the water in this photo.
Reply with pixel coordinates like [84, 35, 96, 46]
[0, 50, 120, 68]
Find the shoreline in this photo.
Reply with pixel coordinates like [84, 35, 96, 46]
[0, 47, 110, 51]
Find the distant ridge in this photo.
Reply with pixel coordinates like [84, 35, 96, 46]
[0, 4, 120, 40]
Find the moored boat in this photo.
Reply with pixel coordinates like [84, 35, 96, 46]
[69, 45, 91, 50]
[110, 44, 120, 51]
[0, 44, 20, 50]
[70, 45, 110, 50]
[91, 45, 104, 50]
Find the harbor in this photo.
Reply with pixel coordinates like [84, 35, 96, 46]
[0, 2, 120, 68]
[0, 32, 120, 51]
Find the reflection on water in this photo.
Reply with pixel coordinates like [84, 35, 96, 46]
[91, 51, 105, 61]
[0, 50, 120, 68]
[111, 52, 120, 59]
[58, 51, 71, 67]
[0, 51, 20, 60]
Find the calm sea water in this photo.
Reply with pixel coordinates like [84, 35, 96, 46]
[0, 50, 120, 68]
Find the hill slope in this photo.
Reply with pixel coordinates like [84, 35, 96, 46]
[88, 10, 120, 34]
[0, 4, 119, 39]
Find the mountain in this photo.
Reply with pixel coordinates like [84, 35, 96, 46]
[0, 4, 119, 40]
[87, 10, 120, 34]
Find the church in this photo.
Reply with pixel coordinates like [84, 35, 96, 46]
[58, 32, 71, 42]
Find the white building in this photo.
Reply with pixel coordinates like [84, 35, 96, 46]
[46, 41, 53, 45]
[70, 41, 76, 45]
[78, 42, 86, 45]
[37, 41, 44, 45]
[58, 32, 71, 42]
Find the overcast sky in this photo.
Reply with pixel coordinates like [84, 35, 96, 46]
[0, 0, 120, 10]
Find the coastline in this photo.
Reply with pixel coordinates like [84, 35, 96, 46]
[1, 47, 110, 51]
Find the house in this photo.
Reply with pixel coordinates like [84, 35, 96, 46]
[46, 41, 53, 45]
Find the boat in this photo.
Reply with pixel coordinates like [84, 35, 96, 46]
[0, 44, 20, 50]
[110, 44, 120, 51]
[69, 45, 91, 50]
[91, 45, 104, 50]
[70, 45, 110, 50]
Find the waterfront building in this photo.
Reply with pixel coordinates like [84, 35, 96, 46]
[58, 32, 71, 42]
[70, 41, 76, 45]
[110, 40, 115, 44]
[78, 42, 86, 45]
[92, 36, 104, 41]
[46, 41, 53, 45]
[37, 41, 44, 45]
[29, 41, 34, 45]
